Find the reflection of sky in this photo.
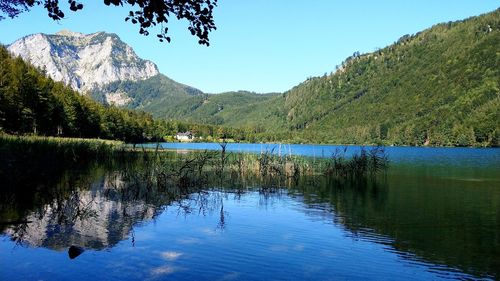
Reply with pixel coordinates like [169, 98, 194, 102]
[1, 191, 485, 280]
[161, 251, 183, 261]
[146, 142, 500, 168]
[151, 265, 183, 276]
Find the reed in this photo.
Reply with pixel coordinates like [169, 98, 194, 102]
[148, 145, 389, 190]
[323, 146, 389, 178]
[2, 134, 389, 192]
[0, 134, 129, 177]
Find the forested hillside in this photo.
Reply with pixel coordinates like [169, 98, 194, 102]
[92, 74, 203, 109]
[0, 45, 159, 142]
[0, 46, 249, 143]
[280, 8, 499, 146]
[2, 9, 499, 146]
[154, 91, 280, 126]
[166, 9, 499, 146]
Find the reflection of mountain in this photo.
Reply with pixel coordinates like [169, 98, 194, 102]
[1, 160, 498, 279]
[5, 174, 157, 250]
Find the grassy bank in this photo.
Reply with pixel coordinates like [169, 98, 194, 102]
[0, 134, 126, 161]
[0, 135, 129, 184]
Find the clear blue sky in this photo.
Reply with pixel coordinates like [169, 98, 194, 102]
[0, 1, 498, 93]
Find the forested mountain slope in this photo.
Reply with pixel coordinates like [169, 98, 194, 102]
[3, 9, 499, 146]
[153, 91, 280, 125]
[7, 31, 203, 108]
[265, 8, 499, 146]
[148, 9, 499, 146]
[91, 74, 203, 110]
[0, 45, 159, 142]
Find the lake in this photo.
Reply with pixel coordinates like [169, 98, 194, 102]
[1, 144, 499, 280]
[146, 142, 500, 166]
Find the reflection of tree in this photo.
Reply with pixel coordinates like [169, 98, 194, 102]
[217, 201, 226, 230]
[290, 174, 499, 280]
[2, 154, 497, 279]
[0, 162, 101, 234]
[2, 159, 230, 250]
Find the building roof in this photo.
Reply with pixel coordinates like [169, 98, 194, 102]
[176, 131, 193, 136]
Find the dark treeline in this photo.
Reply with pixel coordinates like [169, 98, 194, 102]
[0, 45, 155, 142]
[0, 46, 254, 143]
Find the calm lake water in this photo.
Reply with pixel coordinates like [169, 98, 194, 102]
[148, 142, 500, 166]
[1, 144, 499, 280]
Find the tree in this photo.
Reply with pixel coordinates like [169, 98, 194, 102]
[0, 0, 217, 45]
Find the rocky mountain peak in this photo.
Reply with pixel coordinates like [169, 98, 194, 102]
[56, 29, 85, 37]
[7, 30, 159, 94]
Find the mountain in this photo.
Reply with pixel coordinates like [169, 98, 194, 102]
[142, 9, 500, 147]
[6, 29, 279, 124]
[175, 8, 497, 146]
[0, 45, 166, 141]
[8, 30, 158, 92]
[7, 30, 201, 107]
[4, 8, 499, 146]
[276, 8, 500, 146]
[151, 91, 281, 125]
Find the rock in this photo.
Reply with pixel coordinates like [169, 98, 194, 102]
[68, 245, 85, 259]
[7, 30, 159, 97]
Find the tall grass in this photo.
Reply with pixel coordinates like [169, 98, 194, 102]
[2, 134, 389, 193]
[0, 134, 130, 187]
[323, 146, 389, 178]
[129, 146, 389, 191]
[0, 135, 125, 162]
[219, 146, 388, 180]
[1, 141, 389, 232]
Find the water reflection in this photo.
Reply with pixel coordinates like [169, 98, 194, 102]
[1, 161, 230, 253]
[4, 173, 157, 250]
[1, 157, 499, 280]
[291, 169, 500, 279]
[68, 245, 84, 259]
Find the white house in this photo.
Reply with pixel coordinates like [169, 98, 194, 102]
[176, 131, 194, 141]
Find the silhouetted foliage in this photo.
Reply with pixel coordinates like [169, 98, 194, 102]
[0, 0, 217, 45]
